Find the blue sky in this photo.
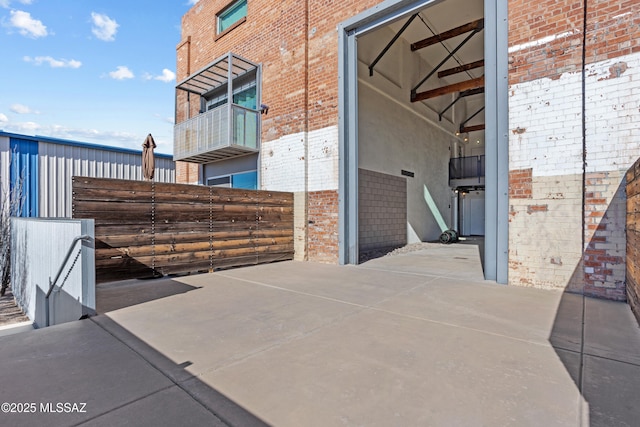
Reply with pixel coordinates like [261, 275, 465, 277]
[0, 0, 200, 154]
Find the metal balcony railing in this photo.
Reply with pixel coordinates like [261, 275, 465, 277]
[174, 104, 259, 163]
[449, 155, 485, 181]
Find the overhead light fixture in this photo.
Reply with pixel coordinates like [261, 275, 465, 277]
[476, 140, 481, 144]
[463, 135, 469, 142]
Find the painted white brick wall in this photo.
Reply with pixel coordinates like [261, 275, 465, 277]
[509, 73, 583, 176]
[308, 126, 339, 192]
[510, 52, 640, 176]
[585, 53, 640, 173]
[508, 51, 640, 296]
[260, 125, 339, 192]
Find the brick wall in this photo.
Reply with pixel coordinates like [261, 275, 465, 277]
[508, 0, 640, 299]
[176, 0, 381, 263]
[358, 169, 407, 252]
[626, 161, 640, 324]
[176, 161, 200, 185]
[307, 190, 339, 263]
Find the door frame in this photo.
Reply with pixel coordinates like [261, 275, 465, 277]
[337, 0, 509, 283]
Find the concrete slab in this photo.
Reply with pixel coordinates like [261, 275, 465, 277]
[0, 320, 173, 427]
[102, 272, 364, 377]
[549, 292, 585, 354]
[358, 243, 486, 281]
[2, 253, 640, 426]
[79, 386, 226, 427]
[582, 355, 640, 427]
[372, 275, 565, 343]
[199, 309, 583, 426]
[96, 277, 201, 313]
[216, 261, 436, 306]
[583, 297, 640, 365]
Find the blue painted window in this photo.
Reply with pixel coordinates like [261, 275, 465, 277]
[231, 170, 257, 190]
[217, 0, 247, 33]
[207, 170, 257, 190]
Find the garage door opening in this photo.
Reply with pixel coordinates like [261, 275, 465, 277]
[339, 0, 508, 283]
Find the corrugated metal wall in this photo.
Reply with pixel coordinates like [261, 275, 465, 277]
[0, 137, 9, 204]
[38, 142, 175, 217]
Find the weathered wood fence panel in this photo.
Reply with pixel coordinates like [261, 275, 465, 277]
[72, 177, 294, 283]
[626, 162, 640, 324]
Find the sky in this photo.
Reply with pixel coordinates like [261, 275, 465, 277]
[0, 0, 201, 155]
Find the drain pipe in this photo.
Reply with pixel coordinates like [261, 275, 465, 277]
[45, 234, 93, 327]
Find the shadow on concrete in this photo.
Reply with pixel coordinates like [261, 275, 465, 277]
[549, 178, 640, 426]
[91, 315, 270, 427]
[0, 315, 268, 427]
[457, 235, 485, 271]
[96, 276, 202, 313]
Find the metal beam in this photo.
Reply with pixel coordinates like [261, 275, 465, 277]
[412, 76, 484, 102]
[460, 124, 485, 133]
[411, 18, 484, 51]
[369, 14, 418, 76]
[459, 106, 485, 130]
[438, 59, 485, 78]
[411, 29, 481, 96]
[438, 87, 484, 121]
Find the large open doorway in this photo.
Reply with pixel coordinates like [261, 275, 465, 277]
[338, 0, 508, 283]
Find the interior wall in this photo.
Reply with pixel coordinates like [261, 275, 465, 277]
[359, 169, 407, 251]
[357, 28, 454, 244]
[358, 85, 452, 243]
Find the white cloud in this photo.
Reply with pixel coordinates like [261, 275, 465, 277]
[91, 12, 118, 41]
[24, 55, 82, 68]
[9, 10, 47, 38]
[108, 66, 134, 80]
[187, 0, 200, 5]
[155, 69, 176, 83]
[8, 121, 41, 132]
[0, 113, 8, 122]
[10, 103, 39, 114]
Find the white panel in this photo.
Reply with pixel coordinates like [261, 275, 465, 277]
[11, 218, 95, 327]
[0, 137, 10, 210]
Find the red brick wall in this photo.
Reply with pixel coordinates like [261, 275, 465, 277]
[509, 168, 533, 199]
[508, 0, 639, 84]
[176, 0, 381, 263]
[176, 161, 200, 184]
[508, 0, 584, 84]
[307, 190, 339, 263]
[175, 0, 384, 141]
[626, 162, 640, 324]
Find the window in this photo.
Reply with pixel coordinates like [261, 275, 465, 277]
[205, 80, 257, 111]
[217, 0, 247, 34]
[207, 170, 257, 190]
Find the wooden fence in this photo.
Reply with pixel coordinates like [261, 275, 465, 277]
[626, 162, 640, 324]
[72, 177, 294, 283]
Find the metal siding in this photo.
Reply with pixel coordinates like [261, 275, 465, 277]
[0, 137, 10, 207]
[37, 142, 175, 217]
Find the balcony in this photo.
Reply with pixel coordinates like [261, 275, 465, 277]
[173, 52, 261, 164]
[449, 155, 485, 187]
[174, 104, 259, 163]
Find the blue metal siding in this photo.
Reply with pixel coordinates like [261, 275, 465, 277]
[10, 138, 39, 217]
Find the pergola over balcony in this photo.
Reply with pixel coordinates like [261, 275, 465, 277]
[174, 52, 261, 163]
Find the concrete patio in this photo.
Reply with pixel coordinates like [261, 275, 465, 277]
[1, 243, 639, 426]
